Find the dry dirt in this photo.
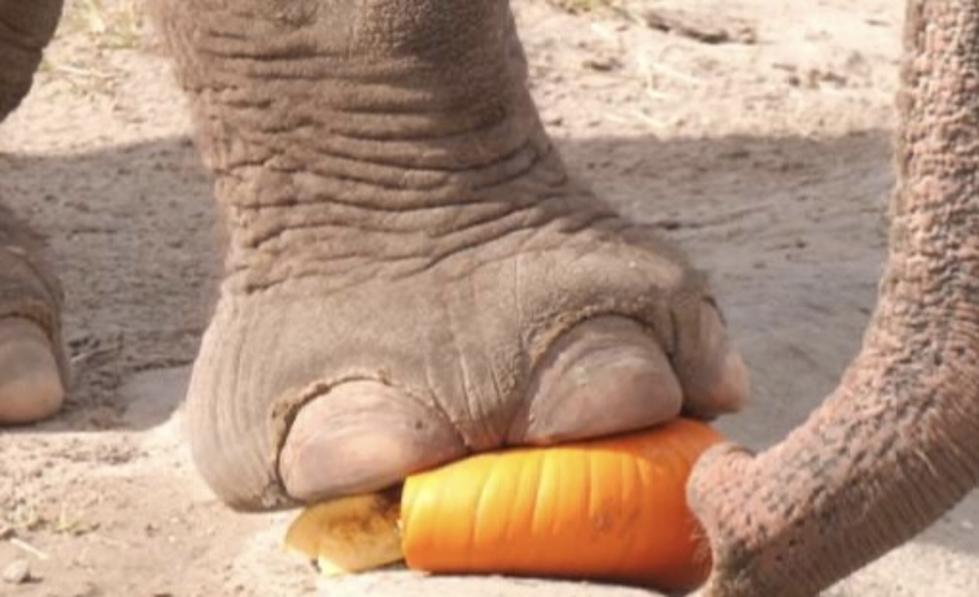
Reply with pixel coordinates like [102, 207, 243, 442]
[1, 1, 976, 596]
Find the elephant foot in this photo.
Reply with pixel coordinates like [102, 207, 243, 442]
[184, 185, 749, 510]
[0, 228, 67, 425]
[161, 0, 748, 511]
[0, 318, 64, 424]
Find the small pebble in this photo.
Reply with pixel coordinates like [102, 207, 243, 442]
[2, 559, 31, 584]
[0, 526, 14, 540]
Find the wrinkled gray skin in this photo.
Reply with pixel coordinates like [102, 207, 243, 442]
[0, 1, 976, 596]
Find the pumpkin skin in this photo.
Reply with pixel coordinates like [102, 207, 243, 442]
[401, 418, 722, 591]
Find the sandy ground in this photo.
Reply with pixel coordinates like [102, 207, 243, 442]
[0, 0, 976, 595]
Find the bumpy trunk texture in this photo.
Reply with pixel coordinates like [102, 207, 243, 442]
[0, 0, 63, 120]
[689, 1, 979, 595]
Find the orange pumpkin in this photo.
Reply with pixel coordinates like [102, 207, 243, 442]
[400, 418, 722, 591]
[286, 418, 722, 591]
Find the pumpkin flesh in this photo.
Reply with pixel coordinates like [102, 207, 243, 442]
[284, 418, 722, 591]
[401, 418, 721, 590]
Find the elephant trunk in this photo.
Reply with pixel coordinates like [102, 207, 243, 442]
[689, 1, 979, 595]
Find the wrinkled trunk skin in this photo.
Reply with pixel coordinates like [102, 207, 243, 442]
[689, 1, 979, 595]
[0, 0, 63, 120]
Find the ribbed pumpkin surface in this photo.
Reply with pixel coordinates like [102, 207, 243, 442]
[401, 418, 721, 591]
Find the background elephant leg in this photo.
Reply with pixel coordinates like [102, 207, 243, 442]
[0, 0, 68, 423]
[0, 0, 64, 121]
[0, 205, 66, 423]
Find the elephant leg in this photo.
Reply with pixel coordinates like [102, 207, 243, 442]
[0, 208, 66, 424]
[689, 1, 979, 595]
[0, 0, 68, 424]
[154, 0, 748, 511]
[0, 0, 64, 119]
